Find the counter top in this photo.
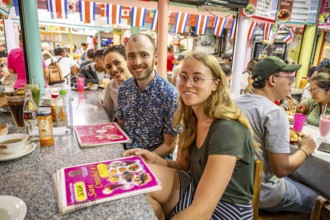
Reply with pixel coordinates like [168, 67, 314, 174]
[0, 90, 156, 220]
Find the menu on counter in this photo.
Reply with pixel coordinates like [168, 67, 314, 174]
[276, 0, 320, 25]
[74, 122, 131, 148]
[53, 156, 161, 214]
[242, 0, 279, 22]
[318, 0, 330, 29]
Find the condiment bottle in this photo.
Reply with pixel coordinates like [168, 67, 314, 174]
[23, 89, 38, 135]
[56, 89, 68, 127]
[38, 110, 54, 147]
[50, 93, 59, 124]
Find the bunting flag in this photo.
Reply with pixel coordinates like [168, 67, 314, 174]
[47, 0, 68, 19]
[121, 6, 130, 19]
[263, 23, 272, 41]
[268, 24, 279, 44]
[247, 21, 258, 40]
[79, 0, 95, 23]
[13, 0, 19, 16]
[195, 15, 208, 35]
[99, 3, 106, 17]
[283, 27, 295, 44]
[131, 7, 146, 27]
[213, 17, 227, 36]
[107, 4, 122, 25]
[174, 13, 189, 33]
[151, 9, 158, 31]
[229, 19, 236, 39]
[67, 0, 76, 14]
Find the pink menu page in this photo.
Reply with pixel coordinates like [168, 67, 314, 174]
[62, 156, 160, 206]
[74, 123, 131, 147]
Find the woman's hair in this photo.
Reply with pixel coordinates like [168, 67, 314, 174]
[173, 52, 257, 160]
[310, 72, 330, 91]
[103, 45, 126, 59]
[247, 58, 259, 72]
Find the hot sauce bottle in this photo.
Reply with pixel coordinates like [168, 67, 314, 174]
[38, 110, 54, 147]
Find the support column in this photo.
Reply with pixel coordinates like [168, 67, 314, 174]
[231, 13, 250, 97]
[296, 25, 317, 87]
[313, 30, 324, 66]
[157, 0, 169, 79]
[97, 31, 101, 49]
[20, 0, 45, 93]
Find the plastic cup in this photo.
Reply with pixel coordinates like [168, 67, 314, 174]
[77, 77, 85, 92]
[293, 113, 307, 132]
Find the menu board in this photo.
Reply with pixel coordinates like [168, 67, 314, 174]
[318, 0, 330, 29]
[242, 0, 279, 22]
[276, 0, 320, 25]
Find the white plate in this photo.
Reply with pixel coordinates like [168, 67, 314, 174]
[0, 142, 36, 161]
[0, 195, 27, 220]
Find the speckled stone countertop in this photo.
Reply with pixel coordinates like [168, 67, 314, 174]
[0, 90, 157, 220]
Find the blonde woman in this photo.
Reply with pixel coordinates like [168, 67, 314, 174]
[103, 45, 131, 121]
[124, 52, 256, 219]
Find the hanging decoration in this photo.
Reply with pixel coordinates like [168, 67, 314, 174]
[174, 12, 189, 33]
[263, 23, 272, 41]
[247, 20, 258, 40]
[78, 0, 95, 23]
[229, 19, 237, 39]
[213, 17, 227, 36]
[130, 6, 146, 27]
[150, 9, 158, 31]
[195, 15, 208, 35]
[46, 0, 68, 20]
[282, 26, 295, 44]
[107, 4, 122, 25]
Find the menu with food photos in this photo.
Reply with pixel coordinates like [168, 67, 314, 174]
[53, 156, 161, 214]
[74, 122, 131, 148]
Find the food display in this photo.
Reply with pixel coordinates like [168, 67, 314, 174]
[277, 9, 290, 21]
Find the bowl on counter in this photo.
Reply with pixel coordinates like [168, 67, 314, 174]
[0, 133, 29, 154]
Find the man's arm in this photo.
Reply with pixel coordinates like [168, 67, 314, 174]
[268, 135, 316, 177]
[152, 134, 177, 158]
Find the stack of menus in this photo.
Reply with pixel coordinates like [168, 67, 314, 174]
[53, 156, 161, 214]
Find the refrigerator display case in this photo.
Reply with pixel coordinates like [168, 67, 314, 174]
[253, 42, 287, 60]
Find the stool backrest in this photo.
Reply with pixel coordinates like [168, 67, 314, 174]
[253, 159, 262, 220]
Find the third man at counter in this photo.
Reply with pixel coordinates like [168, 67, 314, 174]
[117, 34, 179, 159]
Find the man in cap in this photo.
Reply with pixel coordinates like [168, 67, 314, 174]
[235, 56, 318, 214]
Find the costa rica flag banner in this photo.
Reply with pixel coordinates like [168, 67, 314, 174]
[174, 13, 189, 33]
[229, 19, 236, 39]
[213, 17, 227, 36]
[247, 21, 258, 40]
[47, 0, 68, 19]
[195, 15, 208, 35]
[78, 0, 96, 23]
[263, 23, 272, 41]
[151, 9, 158, 31]
[131, 7, 147, 27]
[107, 4, 122, 25]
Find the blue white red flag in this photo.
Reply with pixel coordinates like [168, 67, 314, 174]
[283, 27, 295, 44]
[151, 9, 158, 31]
[47, 0, 68, 19]
[13, 0, 19, 16]
[263, 23, 272, 41]
[174, 13, 189, 33]
[79, 0, 95, 23]
[213, 17, 227, 36]
[229, 19, 236, 39]
[107, 4, 122, 25]
[247, 21, 258, 40]
[195, 15, 208, 35]
[131, 7, 147, 27]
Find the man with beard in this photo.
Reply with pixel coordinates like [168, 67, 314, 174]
[117, 34, 179, 159]
[235, 56, 318, 214]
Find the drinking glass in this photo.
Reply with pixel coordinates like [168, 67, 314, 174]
[7, 95, 25, 127]
[25, 84, 40, 107]
[319, 114, 330, 142]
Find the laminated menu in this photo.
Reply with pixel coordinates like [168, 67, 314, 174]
[74, 122, 131, 148]
[53, 156, 161, 214]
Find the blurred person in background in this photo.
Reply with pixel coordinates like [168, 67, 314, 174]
[167, 45, 178, 72]
[102, 45, 132, 121]
[220, 63, 232, 86]
[297, 72, 330, 126]
[80, 49, 95, 69]
[0, 43, 8, 62]
[78, 49, 105, 85]
[241, 58, 259, 94]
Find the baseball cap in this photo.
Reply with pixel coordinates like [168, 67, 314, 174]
[252, 56, 301, 82]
